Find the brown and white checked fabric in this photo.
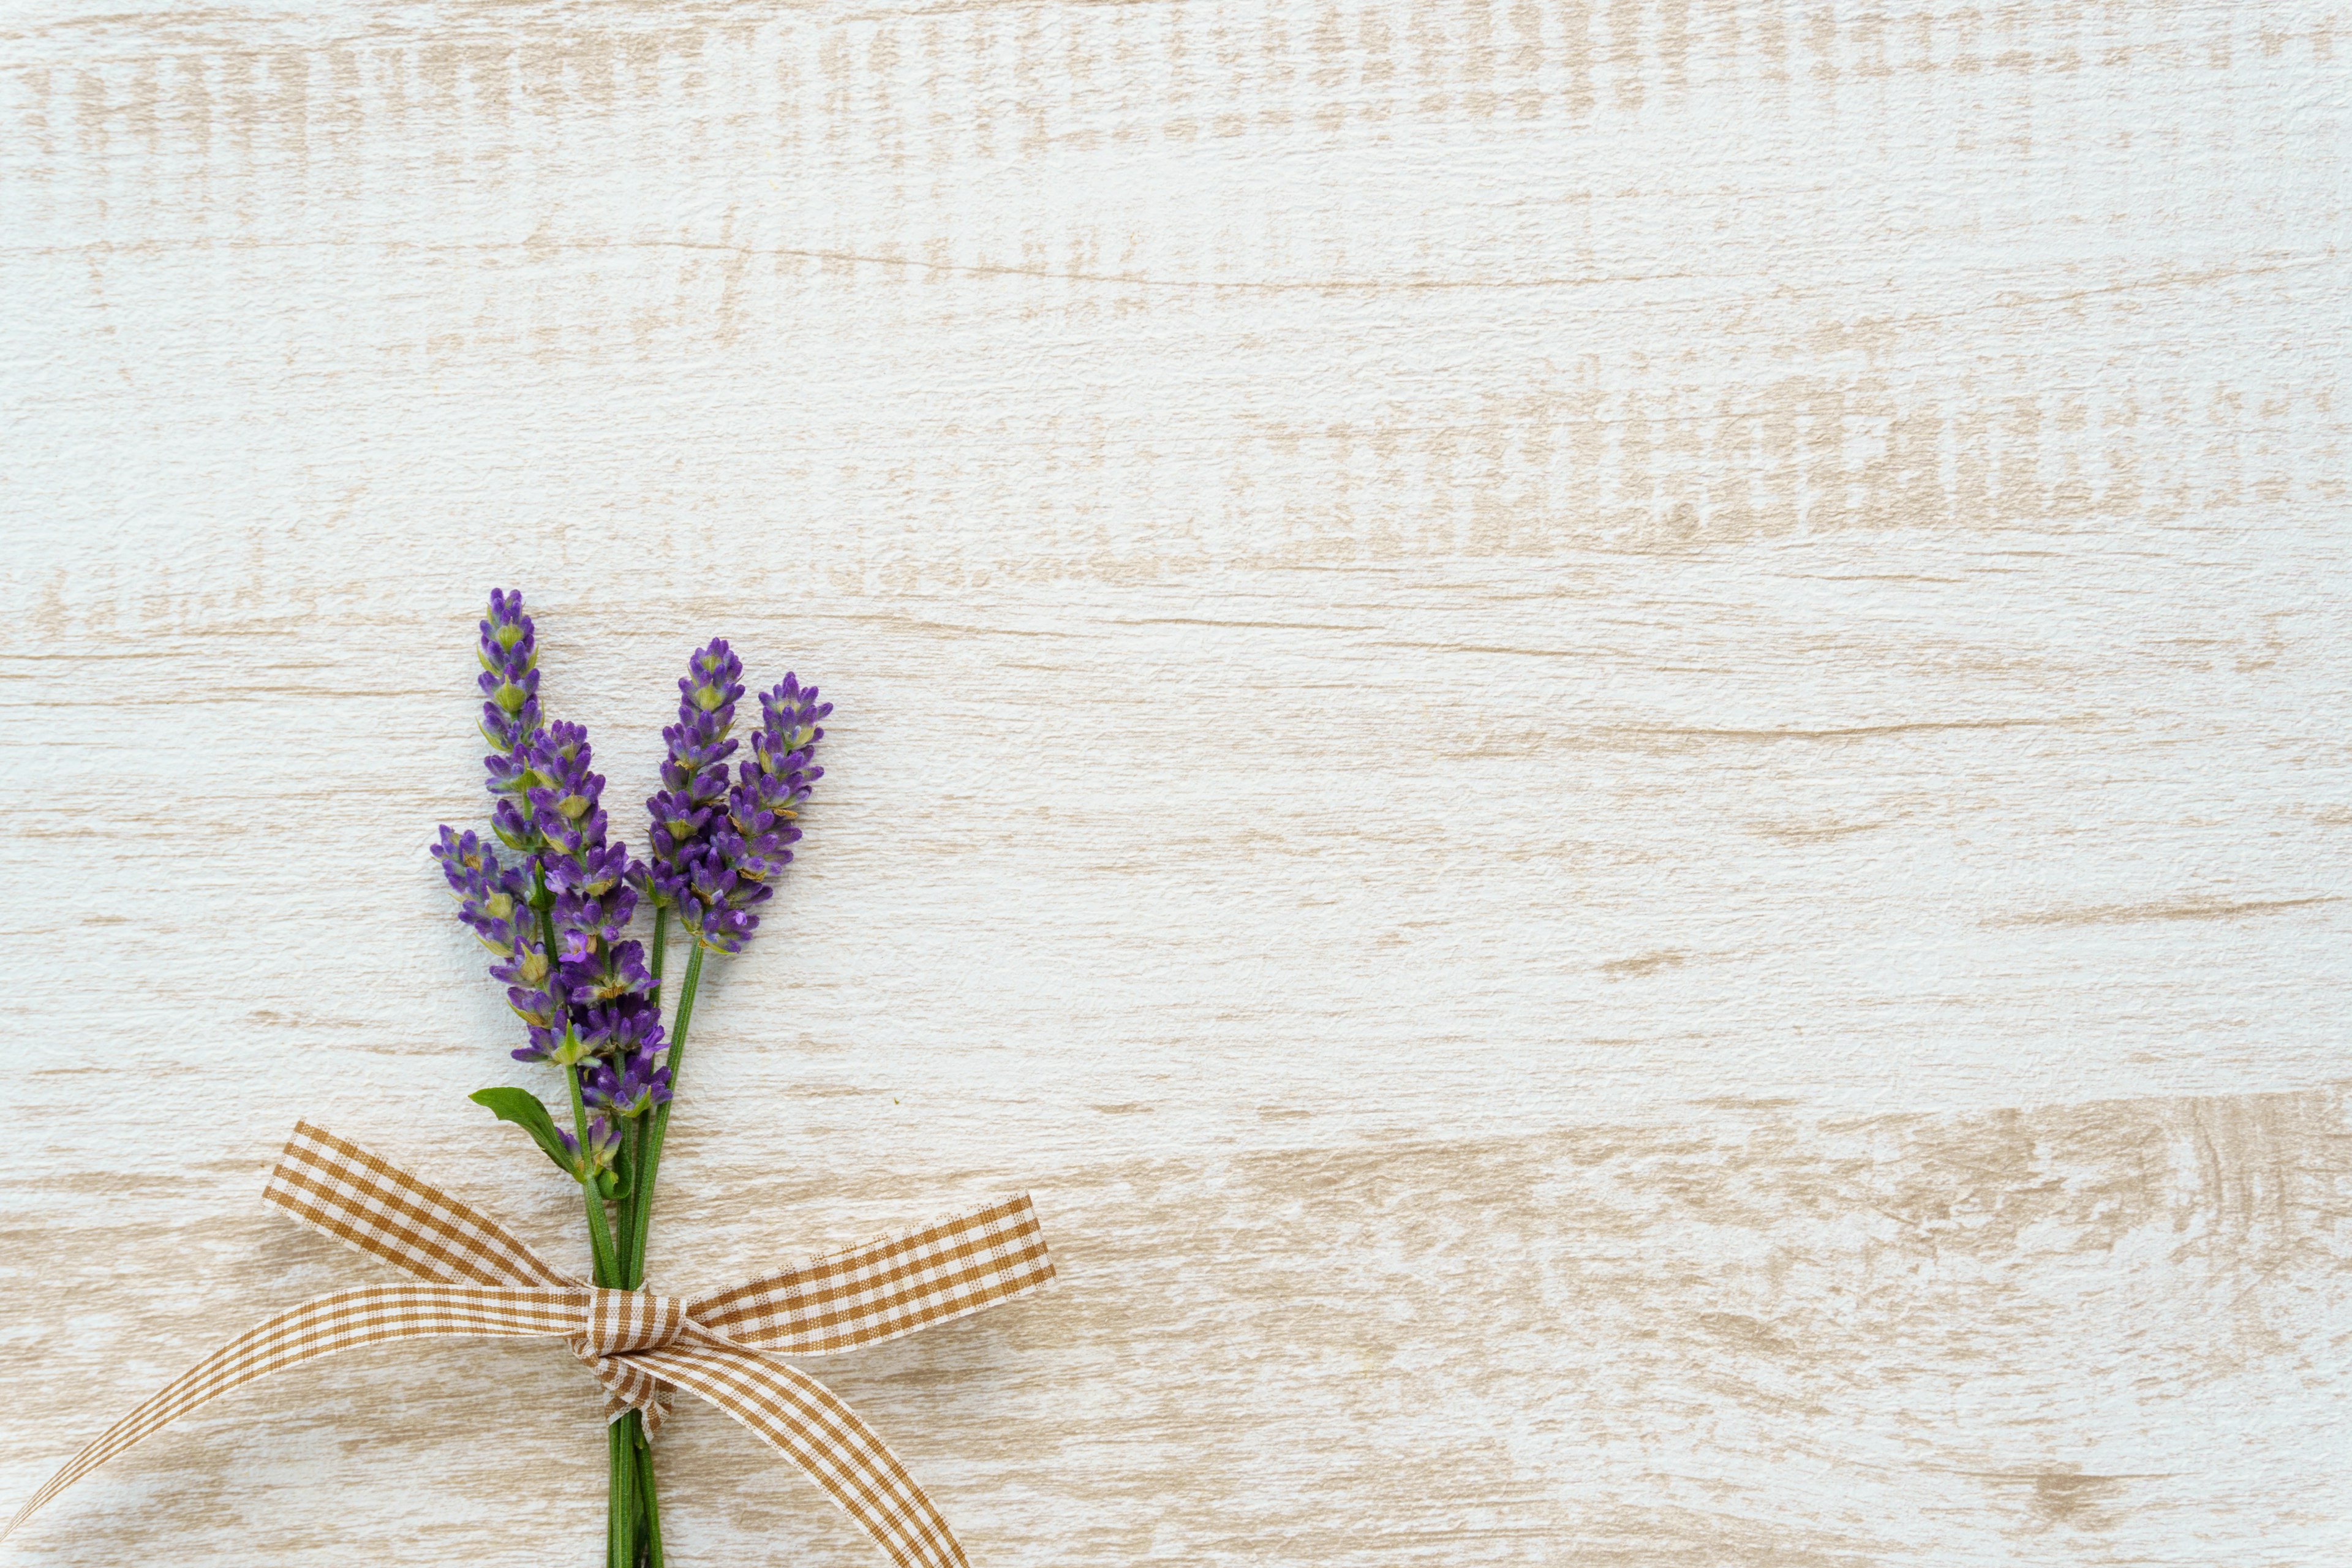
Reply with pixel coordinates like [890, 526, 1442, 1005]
[6, 1121, 1054, 1568]
[694, 1193, 1059, 1357]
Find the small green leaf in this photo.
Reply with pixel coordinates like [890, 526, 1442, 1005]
[469, 1087, 576, 1177]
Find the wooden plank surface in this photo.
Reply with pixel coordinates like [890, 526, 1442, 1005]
[2, 2, 2348, 1562]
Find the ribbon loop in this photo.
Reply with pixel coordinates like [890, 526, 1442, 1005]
[688, 1194, 1053, 1358]
[263, 1120, 575, 1287]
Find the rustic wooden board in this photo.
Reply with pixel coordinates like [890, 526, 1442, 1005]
[3, 2, 2347, 1563]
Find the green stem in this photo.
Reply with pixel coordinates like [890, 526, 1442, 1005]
[568, 1063, 622, 1287]
[618, 908, 670, 1291]
[628, 1425, 646, 1566]
[610, 916, 679, 1564]
[631, 1412, 663, 1568]
[537, 889, 621, 1289]
[649, 906, 669, 999]
[606, 1422, 627, 1568]
[620, 1128, 649, 1288]
[625, 940, 705, 1288]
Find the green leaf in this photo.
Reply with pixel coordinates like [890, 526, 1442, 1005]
[469, 1087, 576, 1177]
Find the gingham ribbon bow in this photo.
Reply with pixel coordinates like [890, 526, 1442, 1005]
[6, 1123, 1055, 1567]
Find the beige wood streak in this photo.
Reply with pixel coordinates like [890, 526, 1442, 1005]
[2, 1, 2348, 1564]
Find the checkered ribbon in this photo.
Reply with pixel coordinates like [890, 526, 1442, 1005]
[6, 1122, 1055, 1567]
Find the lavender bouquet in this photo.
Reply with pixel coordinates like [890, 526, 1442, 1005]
[9, 589, 1053, 1565]
[431, 590, 828, 1567]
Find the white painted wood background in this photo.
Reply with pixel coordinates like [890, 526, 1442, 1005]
[3, 1, 2348, 1562]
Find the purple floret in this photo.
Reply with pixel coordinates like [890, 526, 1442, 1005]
[562, 939, 654, 1005]
[578, 997, 665, 1057]
[554, 1115, 622, 1178]
[431, 827, 533, 951]
[582, 1046, 673, 1121]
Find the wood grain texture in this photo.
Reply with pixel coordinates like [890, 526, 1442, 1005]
[2, 1, 2348, 1562]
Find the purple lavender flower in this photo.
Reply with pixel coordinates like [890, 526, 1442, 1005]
[431, 827, 532, 952]
[578, 998, 665, 1057]
[477, 589, 540, 749]
[554, 1115, 623, 1179]
[529, 722, 608, 855]
[582, 1047, 673, 1121]
[637, 649, 830, 955]
[489, 938, 555, 997]
[562, 939, 654, 1005]
[635, 639, 744, 912]
[516, 1022, 593, 1067]
[756, 674, 830, 770]
[681, 841, 768, 953]
[437, 590, 658, 1068]
[546, 843, 634, 960]
[525, 721, 648, 1030]
[697, 676, 832, 952]
[727, 676, 831, 882]
[432, 826, 570, 1049]
[478, 592, 552, 855]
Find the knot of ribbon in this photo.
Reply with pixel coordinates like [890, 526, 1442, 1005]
[581, 1286, 694, 1355]
[6, 1122, 1056, 1568]
[570, 1287, 695, 1431]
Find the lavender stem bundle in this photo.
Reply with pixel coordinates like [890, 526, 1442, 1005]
[429, 591, 829, 1568]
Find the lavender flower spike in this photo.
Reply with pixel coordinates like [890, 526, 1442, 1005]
[679, 673, 832, 952]
[517, 717, 658, 1062]
[478, 590, 551, 855]
[633, 643, 829, 955]
[730, 674, 831, 881]
[437, 590, 660, 1070]
[477, 589, 539, 750]
[634, 639, 744, 916]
